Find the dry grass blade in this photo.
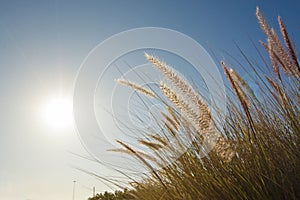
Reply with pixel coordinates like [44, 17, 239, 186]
[138, 140, 164, 150]
[164, 122, 177, 138]
[229, 68, 255, 103]
[221, 61, 256, 143]
[115, 140, 169, 192]
[260, 40, 282, 78]
[278, 16, 300, 76]
[107, 148, 157, 162]
[222, 62, 250, 107]
[265, 76, 287, 104]
[166, 106, 180, 126]
[149, 134, 168, 147]
[161, 112, 179, 131]
[116, 79, 155, 98]
[270, 28, 294, 72]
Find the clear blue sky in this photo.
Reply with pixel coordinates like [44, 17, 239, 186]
[0, 1, 299, 200]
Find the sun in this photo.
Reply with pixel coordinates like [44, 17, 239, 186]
[41, 97, 74, 131]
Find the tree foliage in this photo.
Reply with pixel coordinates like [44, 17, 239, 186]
[88, 189, 134, 200]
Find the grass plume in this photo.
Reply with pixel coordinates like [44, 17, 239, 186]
[116, 79, 155, 98]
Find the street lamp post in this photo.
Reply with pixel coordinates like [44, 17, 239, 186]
[72, 181, 76, 200]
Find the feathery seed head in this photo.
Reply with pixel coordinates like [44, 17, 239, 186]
[138, 140, 164, 150]
[116, 79, 155, 98]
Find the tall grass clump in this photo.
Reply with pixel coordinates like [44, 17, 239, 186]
[95, 8, 299, 200]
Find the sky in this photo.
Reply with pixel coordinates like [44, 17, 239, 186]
[0, 0, 299, 200]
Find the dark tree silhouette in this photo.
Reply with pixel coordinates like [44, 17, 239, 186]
[88, 189, 134, 200]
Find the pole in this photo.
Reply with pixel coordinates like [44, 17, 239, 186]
[93, 186, 95, 197]
[72, 181, 76, 200]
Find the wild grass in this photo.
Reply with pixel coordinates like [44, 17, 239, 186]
[90, 7, 299, 200]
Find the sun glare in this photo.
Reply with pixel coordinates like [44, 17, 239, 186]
[41, 97, 74, 131]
